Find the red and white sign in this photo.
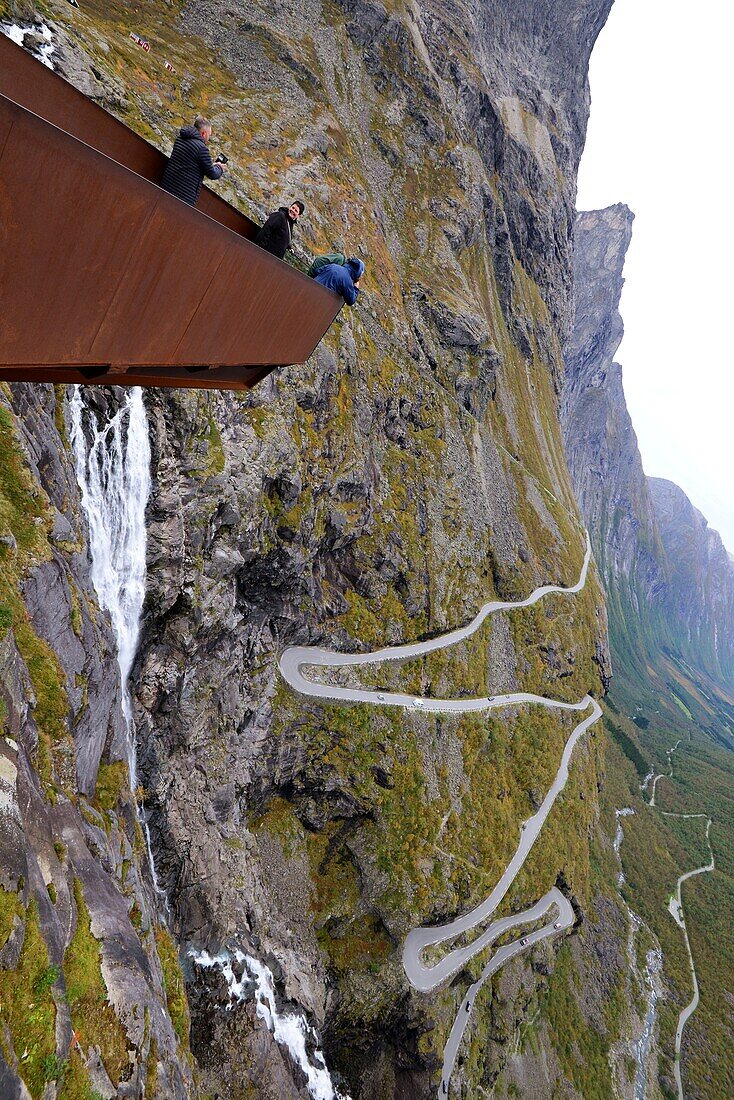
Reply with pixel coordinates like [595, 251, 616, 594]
[129, 32, 150, 52]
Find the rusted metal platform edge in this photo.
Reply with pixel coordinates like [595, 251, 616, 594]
[0, 32, 259, 239]
[0, 364, 278, 391]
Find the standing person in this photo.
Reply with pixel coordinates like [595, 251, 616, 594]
[254, 201, 305, 260]
[314, 257, 364, 306]
[160, 116, 226, 207]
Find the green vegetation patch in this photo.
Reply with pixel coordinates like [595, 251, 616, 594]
[154, 925, 190, 1046]
[0, 400, 70, 789]
[64, 880, 129, 1087]
[605, 712, 649, 779]
[93, 760, 130, 812]
[0, 883, 24, 949]
[0, 897, 58, 1099]
[542, 942, 614, 1099]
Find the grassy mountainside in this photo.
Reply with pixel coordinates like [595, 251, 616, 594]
[564, 207, 734, 1099]
[0, 3, 656, 1099]
[601, 691, 734, 1099]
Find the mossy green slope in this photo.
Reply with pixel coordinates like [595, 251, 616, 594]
[1, 0, 624, 1096]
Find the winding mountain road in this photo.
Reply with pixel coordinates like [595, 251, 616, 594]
[668, 815, 714, 1100]
[649, 740, 681, 808]
[280, 534, 593, 710]
[279, 532, 602, 1096]
[650, 744, 715, 1100]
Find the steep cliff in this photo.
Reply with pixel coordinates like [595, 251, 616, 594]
[561, 204, 672, 689]
[0, 384, 193, 1098]
[563, 205, 734, 1099]
[135, 2, 618, 1095]
[563, 205, 734, 708]
[648, 477, 734, 687]
[0, 2, 640, 1098]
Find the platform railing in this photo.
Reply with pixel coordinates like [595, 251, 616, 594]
[0, 34, 342, 390]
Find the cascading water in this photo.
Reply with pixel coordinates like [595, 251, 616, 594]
[614, 807, 635, 885]
[70, 386, 150, 787]
[190, 948, 351, 1100]
[633, 947, 663, 1100]
[69, 386, 169, 915]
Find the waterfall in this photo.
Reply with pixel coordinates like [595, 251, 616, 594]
[69, 385, 172, 917]
[633, 948, 663, 1100]
[70, 386, 150, 787]
[190, 949, 351, 1100]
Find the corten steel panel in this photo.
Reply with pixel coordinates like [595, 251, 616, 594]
[0, 94, 343, 387]
[176, 238, 332, 366]
[0, 32, 257, 239]
[0, 97, 12, 158]
[0, 102, 155, 363]
[0, 364, 273, 391]
[89, 200, 232, 363]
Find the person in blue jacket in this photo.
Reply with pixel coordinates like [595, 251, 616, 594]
[314, 257, 364, 305]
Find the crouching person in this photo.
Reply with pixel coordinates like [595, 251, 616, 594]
[307, 251, 346, 278]
[314, 257, 364, 305]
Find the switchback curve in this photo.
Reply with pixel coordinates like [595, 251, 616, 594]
[279, 533, 602, 1096]
[649, 743, 716, 1100]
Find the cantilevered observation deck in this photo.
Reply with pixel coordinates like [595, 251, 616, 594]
[0, 33, 342, 390]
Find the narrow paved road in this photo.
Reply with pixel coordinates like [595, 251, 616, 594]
[280, 534, 593, 710]
[279, 533, 601, 1097]
[649, 740, 681, 807]
[649, 743, 715, 1100]
[669, 817, 714, 1100]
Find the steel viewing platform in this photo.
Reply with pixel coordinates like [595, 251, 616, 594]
[0, 33, 342, 390]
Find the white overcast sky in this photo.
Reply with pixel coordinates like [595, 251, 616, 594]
[576, 0, 734, 553]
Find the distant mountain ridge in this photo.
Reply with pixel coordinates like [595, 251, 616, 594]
[562, 205, 734, 697]
[648, 475, 734, 685]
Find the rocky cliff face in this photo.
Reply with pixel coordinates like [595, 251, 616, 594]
[563, 205, 734, 1100]
[561, 205, 670, 686]
[648, 477, 734, 686]
[563, 205, 734, 700]
[133, 1, 623, 1094]
[0, 384, 193, 1098]
[0, 1, 637, 1098]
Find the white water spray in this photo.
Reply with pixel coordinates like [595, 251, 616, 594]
[70, 386, 150, 786]
[190, 948, 351, 1100]
[633, 947, 663, 1100]
[69, 385, 172, 917]
[69, 386, 170, 914]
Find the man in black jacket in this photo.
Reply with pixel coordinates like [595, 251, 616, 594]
[254, 201, 305, 260]
[160, 116, 226, 207]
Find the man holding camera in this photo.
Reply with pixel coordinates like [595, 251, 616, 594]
[160, 116, 227, 207]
